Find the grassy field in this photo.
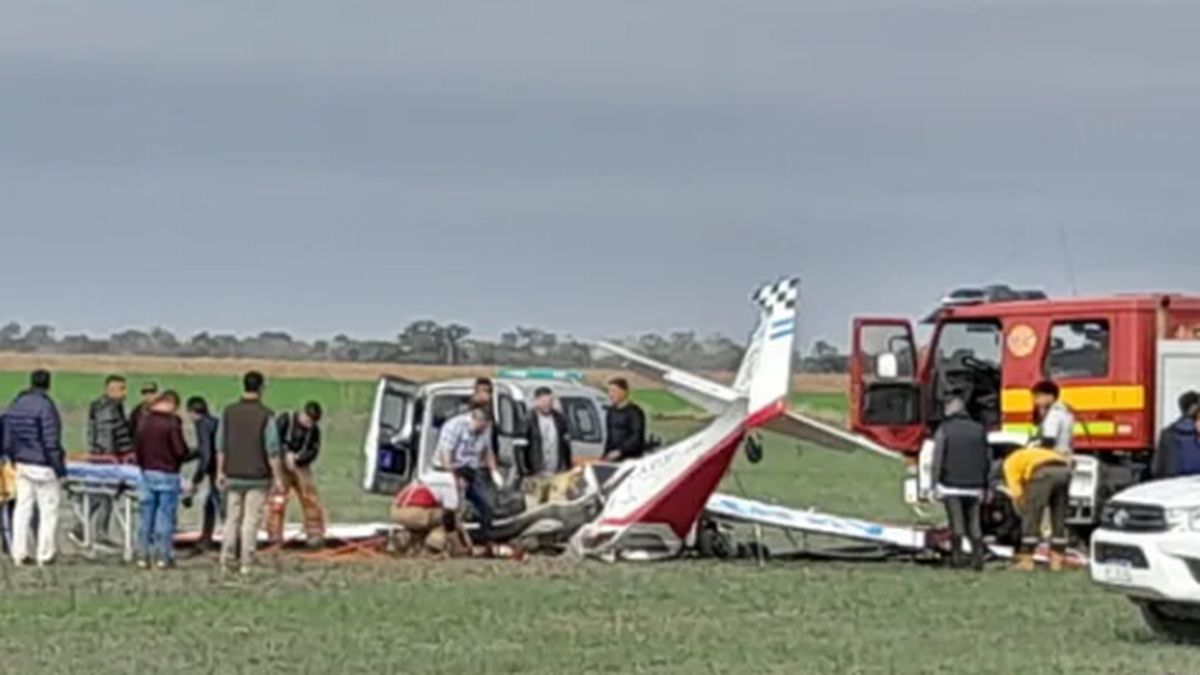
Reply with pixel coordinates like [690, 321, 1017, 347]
[0, 371, 1197, 673]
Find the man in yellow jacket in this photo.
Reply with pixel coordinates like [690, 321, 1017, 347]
[1004, 446, 1072, 571]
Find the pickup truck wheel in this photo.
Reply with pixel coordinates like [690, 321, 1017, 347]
[1137, 601, 1200, 645]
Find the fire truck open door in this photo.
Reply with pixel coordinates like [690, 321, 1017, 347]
[851, 318, 926, 454]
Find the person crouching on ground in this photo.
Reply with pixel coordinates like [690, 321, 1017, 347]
[266, 402, 326, 547]
[930, 394, 992, 571]
[133, 390, 191, 569]
[217, 371, 284, 575]
[439, 403, 497, 551]
[391, 482, 454, 556]
[1004, 443, 1072, 572]
[3, 369, 66, 567]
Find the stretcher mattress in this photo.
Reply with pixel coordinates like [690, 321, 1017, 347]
[65, 463, 143, 487]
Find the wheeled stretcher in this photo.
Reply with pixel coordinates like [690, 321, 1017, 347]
[64, 462, 154, 562]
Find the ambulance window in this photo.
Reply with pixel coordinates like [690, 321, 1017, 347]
[561, 397, 602, 443]
[497, 394, 519, 435]
[1045, 320, 1110, 379]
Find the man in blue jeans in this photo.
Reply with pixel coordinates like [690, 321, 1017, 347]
[437, 403, 497, 548]
[132, 391, 191, 568]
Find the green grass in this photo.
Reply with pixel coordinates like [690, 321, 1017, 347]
[631, 388, 700, 416]
[791, 391, 849, 416]
[0, 371, 378, 420]
[1, 371, 1196, 674]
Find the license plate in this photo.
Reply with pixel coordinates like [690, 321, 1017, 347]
[1099, 563, 1135, 586]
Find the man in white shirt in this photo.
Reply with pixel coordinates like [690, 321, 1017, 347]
[438, 404, 497, 543]
[1033, 380, 1074, 456]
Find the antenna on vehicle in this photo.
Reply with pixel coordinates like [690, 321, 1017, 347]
[1057, 225, 1079, 296]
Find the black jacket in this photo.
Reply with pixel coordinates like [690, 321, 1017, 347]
[2, 390, 66, 477]
[1153, 417, 1200, 479]
[522, 409, 573, 475]
[87, 396, 133, 455]
[930, 412, 991, 490]
[277, 413, 321, 468]
[605, 403, 647, 461]
[191, 414, 219, 484]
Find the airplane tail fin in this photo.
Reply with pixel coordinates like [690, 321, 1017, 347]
[733, 277, 800, 427]
[573, 277, 801, 562]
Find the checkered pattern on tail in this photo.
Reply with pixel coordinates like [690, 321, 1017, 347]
[752, 277, 800, 313]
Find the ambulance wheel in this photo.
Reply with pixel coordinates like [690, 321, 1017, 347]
[697, 523, 735, 560]
[744, 436, 764, 465]
[1137, 601, 1200, 645]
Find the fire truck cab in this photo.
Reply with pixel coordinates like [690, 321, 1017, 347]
[850, 288, 1200, 530]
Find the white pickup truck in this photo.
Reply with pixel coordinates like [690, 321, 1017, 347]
[1090, 477, 1200, 643]
[1090, 340, 1200, 643]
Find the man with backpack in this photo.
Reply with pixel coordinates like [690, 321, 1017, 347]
[265, 402, 326, 546]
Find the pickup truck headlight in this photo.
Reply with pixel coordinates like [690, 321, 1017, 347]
[1165, 507, 1200, 532]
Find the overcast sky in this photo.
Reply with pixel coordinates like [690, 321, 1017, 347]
[2, 1, 1198, 348]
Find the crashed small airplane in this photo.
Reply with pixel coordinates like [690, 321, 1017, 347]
[363, 276, 943, 563]
[575, 277, 933, 562]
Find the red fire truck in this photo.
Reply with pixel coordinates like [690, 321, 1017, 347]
[849, 287, 1200, 530]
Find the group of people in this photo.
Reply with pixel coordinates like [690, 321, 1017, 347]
[932, 378, 1200, 572]
[392, 376, 648, 556]
[931, 380, 1077, 572]
[0, 369, 326, 574]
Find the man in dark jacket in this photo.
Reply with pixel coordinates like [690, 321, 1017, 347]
[216, 371, 283, 574]
[603, 378, 646, 462]
[74, 374, 133, 547]
[128, 381, 159, 438]
[930, 394, 992, 571]
[186, 396, 222, 550]
[132, 390, 191, 568]
[1153, 391, 1200, 480]
[523, 387, 573, 478]
[87, 375, 133, 455]
[3, 370, 65, 566]
[265, 401, 326, 545]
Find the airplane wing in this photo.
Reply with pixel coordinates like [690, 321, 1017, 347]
[704, 493, 927, 552]
[593, 340, 902, 461]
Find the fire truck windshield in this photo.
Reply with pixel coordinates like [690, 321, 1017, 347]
[933, 321, 1003, 425]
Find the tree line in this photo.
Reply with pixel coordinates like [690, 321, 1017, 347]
[0, 322, 848, 374]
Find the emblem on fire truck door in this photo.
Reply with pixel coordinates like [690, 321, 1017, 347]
[1006, 324, 1039, 359]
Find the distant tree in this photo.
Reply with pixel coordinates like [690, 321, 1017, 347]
[150, 327, 180, 354]
[0, 322, 22, 349]
[445, 324, 471, 365]
[397, 320, 448, 364]
[812, 340, 839, 359]
[23, 325, 56, 351]
[110, 329, 155, 355]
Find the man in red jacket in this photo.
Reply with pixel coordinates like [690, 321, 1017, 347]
[132, 391, 191, 569]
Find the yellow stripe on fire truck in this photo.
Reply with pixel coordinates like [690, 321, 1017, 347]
[1001, 386, 1145, 414]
